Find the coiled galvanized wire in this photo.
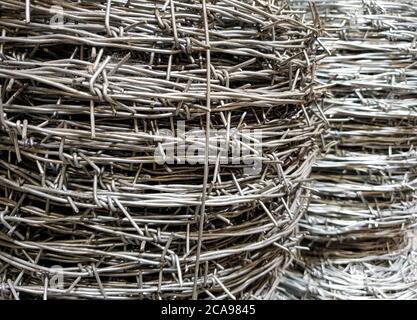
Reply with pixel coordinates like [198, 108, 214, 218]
[0, 0, 325, 299]
[275, 0, 417, 299]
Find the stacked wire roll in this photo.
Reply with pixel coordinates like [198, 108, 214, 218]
[277, 242, 417, 299]
[276, 0, 417, 299]
[0, 0, 325, 299]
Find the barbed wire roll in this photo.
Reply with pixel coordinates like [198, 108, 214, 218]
[270, 0, 417, 300]
[0, 0, 325, 299]
[276, 235, 417, 300]
[287, 0, 417, 251]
